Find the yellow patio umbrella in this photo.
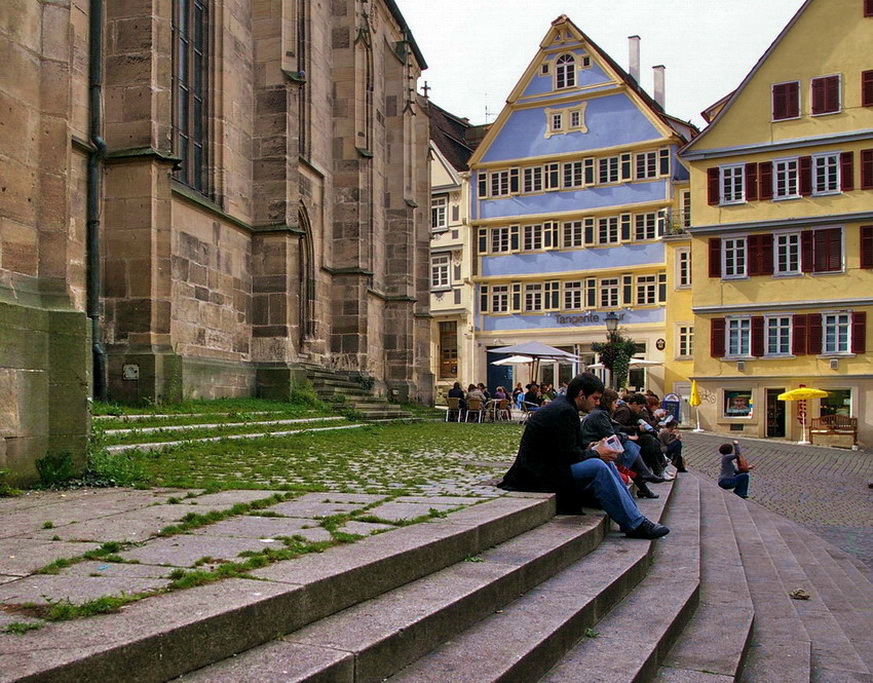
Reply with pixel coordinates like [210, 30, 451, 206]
[777, 388, 829, 444]
[689, 380, 704, 432]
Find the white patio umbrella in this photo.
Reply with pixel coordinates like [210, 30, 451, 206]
[586, 357, 664, 370]
[490, 355, 535, 366]
[488, 342, 579, 381]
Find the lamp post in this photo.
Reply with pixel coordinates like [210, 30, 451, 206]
[604, 311, 620, 388]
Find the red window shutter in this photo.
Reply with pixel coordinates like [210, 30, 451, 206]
[812, 77, 825, 114]
[747, 234, 773, 276]
[709, 238, 722, 278]
[852, 311, 867, 354]
[841, 152, 854, 191]
[826, 76, 840, 112]
[801, 231, 815, 272]
[745, 164, 758, 201]
[861, 225, 873, 268]
[862, 149, 873, 190]
[807, 314, 823, 355]
[793, 314, 808, 355]
[751, 316, 765, 357]
[862, 70, 873, 107]
[799, 156, 812, 196]
[814, 227, 842, 272]
[711, 318, 726, 358]
[867, 0, 873, 17]
[759, 161, 773, 200]
[707, 168, 720, 205]
[772, 82, 798, 120]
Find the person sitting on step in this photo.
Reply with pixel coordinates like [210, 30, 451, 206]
[658, 416, 688, 473]
[497, 372, 670, 540]
[580, 388, 664, 499]
[718, 440, 753, 498]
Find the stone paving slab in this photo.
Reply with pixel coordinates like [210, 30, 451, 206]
[267, 498, 371, 518]
[0, 574, 169, 605]
[173, 490, 288, 507]
[363, 501, 455, 522]
[187, 515, 319, 539]
[26, 516, 174, 544]
[59, 561, 172, 579]
[0, 539, 102, 576]
[118, 534, 283, 568]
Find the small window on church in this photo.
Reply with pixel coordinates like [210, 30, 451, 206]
[556, 54, 576, 89]
[541, 63, 549, 75]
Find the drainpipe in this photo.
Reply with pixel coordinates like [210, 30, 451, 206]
[88, 0, 107, 401]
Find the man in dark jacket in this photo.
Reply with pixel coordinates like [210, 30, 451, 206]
[499, 373, 669, 540]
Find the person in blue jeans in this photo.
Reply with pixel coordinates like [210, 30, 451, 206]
[498, 372, 669, 540]
[718, 440, 753, 498]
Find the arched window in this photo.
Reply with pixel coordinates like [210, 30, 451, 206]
[556, 54, 576, 89]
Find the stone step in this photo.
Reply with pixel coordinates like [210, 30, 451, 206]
[746, 504, 870, 679]
[722, 490, 812, 682]
[770, 519, 873, 674]
[543, 475, 700, 682]
[659, 474, 753, 680]
[103, 416, 347, 437]
[0, 494, 555, 683]
[387, 487, 673, 682]
[182, 513, 610, 682]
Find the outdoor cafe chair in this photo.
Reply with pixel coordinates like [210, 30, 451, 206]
[493, 399, 512, 422]
[464, 397, 485, 423]
[445, 397, 462, 422]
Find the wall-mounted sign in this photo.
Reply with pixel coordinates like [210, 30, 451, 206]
[555, 311, 626, 326]
[655, 338, 666, 351]
[122, 364, 140, 381]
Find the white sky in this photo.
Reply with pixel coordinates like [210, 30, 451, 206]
[395, 0, 806, 129]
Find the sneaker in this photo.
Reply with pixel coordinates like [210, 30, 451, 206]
[625, 518, 670, 539]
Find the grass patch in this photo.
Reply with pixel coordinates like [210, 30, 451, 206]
[3, 622, 43, 635]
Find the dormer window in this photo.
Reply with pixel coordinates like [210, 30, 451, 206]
[556, 54, 576, 89]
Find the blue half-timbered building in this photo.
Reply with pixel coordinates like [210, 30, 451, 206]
[469, 15, 696, 392]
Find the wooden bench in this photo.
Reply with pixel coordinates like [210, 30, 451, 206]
[809, 414, 858, 448]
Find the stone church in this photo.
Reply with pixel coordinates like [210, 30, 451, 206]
[0, 0, 434, 484]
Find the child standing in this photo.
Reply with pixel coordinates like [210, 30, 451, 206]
[717, 440, 753, 498]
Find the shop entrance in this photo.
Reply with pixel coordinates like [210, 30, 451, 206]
[766, 388, 786, 438]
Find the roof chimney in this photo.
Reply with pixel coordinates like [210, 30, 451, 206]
[628, 35, 640, 83]
[653, 64, 666, 108]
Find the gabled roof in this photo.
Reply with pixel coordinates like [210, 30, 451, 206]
[427, 101, 478, 172]
[470, 15, 697, 165]
[682, 0, 812, 154]
[547, 15, 697, 142]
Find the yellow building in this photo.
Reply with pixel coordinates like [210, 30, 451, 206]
[677, 0, 873, 445]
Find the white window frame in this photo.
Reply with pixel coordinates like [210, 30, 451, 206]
[564, 280, 583, 310]
[822, 311, 851, 354]
[544, 281, 560, 310]
[635, 274, 657, 305]
[523, 167, 543, 194]
[765, 315, 792, 356]
[555, 53, 576, 90]
[600, 278, 620, 308]
[431, 196, 448, 231]
[598, 156, 619, 184]
[812, 152, 840, 195]
[524, 283, 543, 312]
[490, 170, 510, 197]
[550, 112, 564, 133]
[430, 253, 450, 290]
[722, 236, 747, 279]
[676, 247, 691, 288]
[491, 226, 511, 253]
[726, 317, 752, 358]
[635, 151, 658, 180]
[720, 164, 745, 205]
[774, 231, 801, 276]
[563, 220, 584, 248]
[563, 161, 584, 188]
[773, 157, 799, 200]
[634, 212, 657, 241]
[523, 224, 544, 252]
[598, 216, 619, 245]
[680, 190, 692, 228]
[491, 285, 509, 313]
[677, 324, 694, 358]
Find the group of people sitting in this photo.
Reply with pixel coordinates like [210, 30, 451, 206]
[497, 372, 754, 541]
[511, 381, 567, 410]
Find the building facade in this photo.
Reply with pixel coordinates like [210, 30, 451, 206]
[468, 16, 695, 392]
[0, 0, 433, 484]
[677, 0, 873, 444]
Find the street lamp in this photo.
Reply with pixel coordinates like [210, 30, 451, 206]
[604, 310, 619, 338]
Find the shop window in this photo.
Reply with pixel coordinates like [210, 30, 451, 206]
[724, 390, 753, 417]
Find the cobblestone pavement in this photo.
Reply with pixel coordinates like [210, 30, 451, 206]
[679, 432, 873, 577]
